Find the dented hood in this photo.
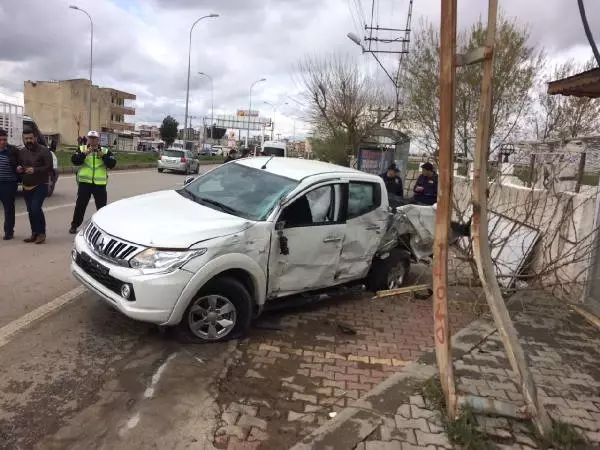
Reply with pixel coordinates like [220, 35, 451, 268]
[92, 190, 252, 248]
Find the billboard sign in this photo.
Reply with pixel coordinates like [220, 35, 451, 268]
[236, 109, 259, 118]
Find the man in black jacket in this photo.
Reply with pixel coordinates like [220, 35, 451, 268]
[68, 131, 117, 234]
[413, 162, 438, 205]
[0, 129, 19, 240]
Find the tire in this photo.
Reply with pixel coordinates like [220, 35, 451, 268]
[365, 249, 411, 292]
[158, 168, 164, 173]
[176, 277, 253, 343]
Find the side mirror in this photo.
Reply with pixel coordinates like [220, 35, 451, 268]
[184, 176, 195, 186]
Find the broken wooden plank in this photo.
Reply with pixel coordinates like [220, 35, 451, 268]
[373, 284, 431, 298]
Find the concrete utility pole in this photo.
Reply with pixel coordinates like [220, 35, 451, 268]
[69, 5, 93, 132]
[246, 78, 266, 148]
[198, 72, 214, 138]
[184, 14, 219, 144]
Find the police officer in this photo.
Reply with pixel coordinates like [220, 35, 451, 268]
[69, 131, 117, 234]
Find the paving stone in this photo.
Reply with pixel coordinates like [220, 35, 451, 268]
[399, 444, 437, 450]
[410, 405, 436, 419]
[365, 441, 402, 450]
[226, 437, 261, 450]
[414, 429, 451, 448]
[226, 402, 258, 417]
[396, 404, 411, 418]
[477, 416, 510, 429]
[409, 395, 425, 407]
[304, 405, 321, 413]
[248, 427, 269, 441]
[237, 414, 268, 431]
[221, 411, 239, 426]
[515, 433, 538, 447]
[245, 369, 265, 379]
[394, 417, 430, 432]
[291, 392, 318, 404]
[282, 382, 305, 393]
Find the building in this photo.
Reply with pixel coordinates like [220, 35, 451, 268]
[137, 124, 160, 141]
[24, 79, 136, 146]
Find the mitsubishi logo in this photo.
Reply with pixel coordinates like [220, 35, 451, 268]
[95, 235, 106, 252]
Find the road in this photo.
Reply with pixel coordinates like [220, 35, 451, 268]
[0, 167, 234, 450]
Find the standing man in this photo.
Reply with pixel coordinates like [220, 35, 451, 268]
[17, 128, 53, 244]
[380, 163, 404, 198]
[69, 131, 117, 234]
[412, 162, 438, 205]
[0, 129, 19, 240]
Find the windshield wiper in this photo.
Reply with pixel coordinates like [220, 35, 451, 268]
[197, 197, 240, 216]
[178, 188, 201, 203]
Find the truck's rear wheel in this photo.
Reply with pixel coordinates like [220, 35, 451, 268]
[176, 277, 253, 343]
[365, 249, 411, 292]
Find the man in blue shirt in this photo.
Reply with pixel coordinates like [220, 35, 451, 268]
[413, 162, 438, 205]
[0, 129, 19, 240]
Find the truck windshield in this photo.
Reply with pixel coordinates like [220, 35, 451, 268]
[179, 163, 298, 221]
[263, 146, 285, 157]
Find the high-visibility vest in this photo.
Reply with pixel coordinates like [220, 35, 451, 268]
[77, 145, 109, 185]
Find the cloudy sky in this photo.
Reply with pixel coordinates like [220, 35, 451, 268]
[0, 0, 597, 139]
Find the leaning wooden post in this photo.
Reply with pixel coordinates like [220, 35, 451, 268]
[433, 0, 458, 420]
[470, 0, 552, 437]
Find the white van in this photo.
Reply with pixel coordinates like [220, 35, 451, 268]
[261, 140, 286, 157]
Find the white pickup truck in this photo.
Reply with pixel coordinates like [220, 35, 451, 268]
[71, 157, 458, 343]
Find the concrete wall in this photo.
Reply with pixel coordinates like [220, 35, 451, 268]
[453, 176, 598, 301]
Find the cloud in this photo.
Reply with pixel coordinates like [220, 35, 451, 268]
[0, 0, 596, 138]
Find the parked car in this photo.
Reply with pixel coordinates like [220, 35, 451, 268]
[70, 157, 469, 343]
[157, 148, 199, 174]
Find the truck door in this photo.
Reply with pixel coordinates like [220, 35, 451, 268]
[268, 182, 347, 297]
[336, 181, 389, 281]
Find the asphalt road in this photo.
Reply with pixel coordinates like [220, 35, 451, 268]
[0, 166, 234, 450]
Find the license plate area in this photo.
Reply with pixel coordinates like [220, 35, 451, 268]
[80, 251, 109, 276]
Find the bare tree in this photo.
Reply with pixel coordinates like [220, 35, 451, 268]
[531, 58, 600, 140]
[400, 16, 544, 158]
[296, 53, 391, 165]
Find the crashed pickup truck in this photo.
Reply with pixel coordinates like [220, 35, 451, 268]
[71, 157, 468, 343]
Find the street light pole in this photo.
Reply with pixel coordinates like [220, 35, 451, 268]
[264, 100, 288, 140]
[69, 5, 93, 132]
[184, 14, 219, 144]
[198, 72, 214, 138]
[246, 78, 266, 148]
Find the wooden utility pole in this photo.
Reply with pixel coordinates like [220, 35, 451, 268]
[469, 0, 553, 437]
[433, 0, 458, 420]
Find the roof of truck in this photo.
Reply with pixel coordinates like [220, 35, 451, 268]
[234, 156, 375, 181]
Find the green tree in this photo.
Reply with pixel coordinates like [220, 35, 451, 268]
[159, 115, 179, 147]
[400, 15, 544, 158]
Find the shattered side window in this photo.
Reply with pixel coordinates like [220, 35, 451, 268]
[347, 182, 380, 219]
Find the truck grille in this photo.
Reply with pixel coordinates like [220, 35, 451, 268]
[84, 223, 141, 265]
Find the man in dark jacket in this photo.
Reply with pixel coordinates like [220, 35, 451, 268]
[17, 128, 53, 244]
[380, 163, 404, 197]
[69, 130, 117, 234]
[413, 162, 438, 205]
[0, 129, 19, 240]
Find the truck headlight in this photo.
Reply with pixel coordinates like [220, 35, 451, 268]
[130, 248, 206, 272]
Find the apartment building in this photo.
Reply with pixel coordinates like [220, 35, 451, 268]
[24, 79, 136, 145]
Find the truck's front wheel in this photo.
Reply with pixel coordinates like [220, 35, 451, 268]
[176, 277, 253, 343]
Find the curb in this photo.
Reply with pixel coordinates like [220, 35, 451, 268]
[58, 163, 155, 174]
[290, 319, 497, 450]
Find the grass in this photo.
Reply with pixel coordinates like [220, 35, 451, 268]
[420, 378, 493, 450]
[421, 378, 589, 450]
[56, 149, 224, 167]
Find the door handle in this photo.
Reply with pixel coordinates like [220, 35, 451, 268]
[323, 236, 343, 243]
[366, 225, 380, 231]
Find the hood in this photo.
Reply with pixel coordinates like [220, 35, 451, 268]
[92, 190, 253, 248]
